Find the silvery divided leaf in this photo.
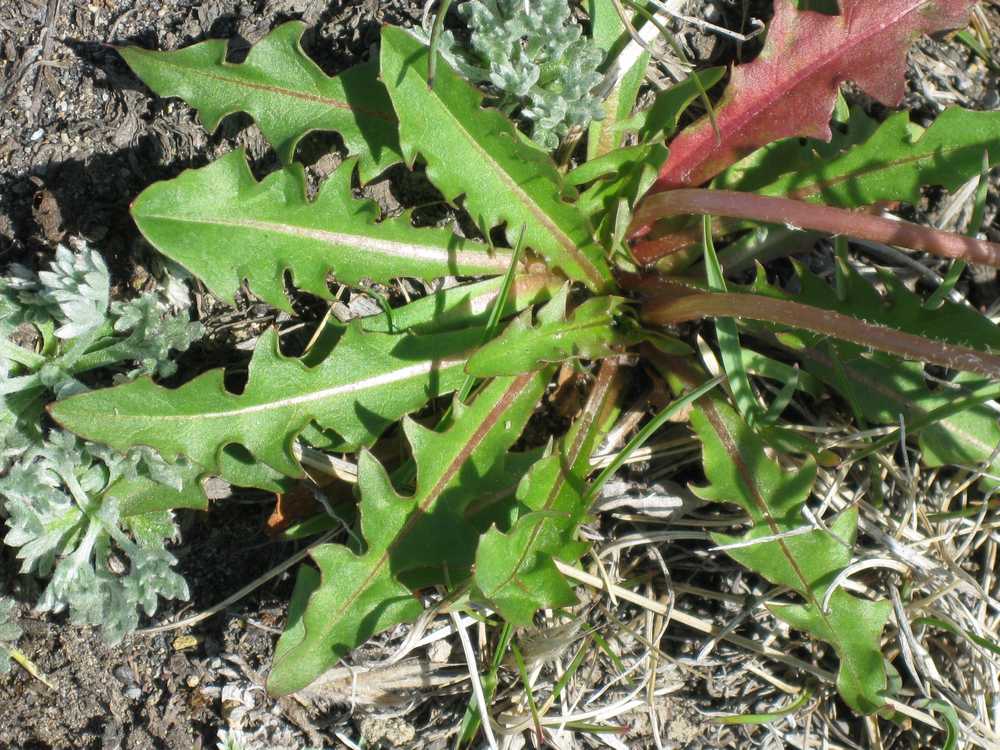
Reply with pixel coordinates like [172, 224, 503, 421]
[37, 244, 110, 339]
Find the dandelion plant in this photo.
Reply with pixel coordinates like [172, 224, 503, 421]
[36, 0, 1000, 740]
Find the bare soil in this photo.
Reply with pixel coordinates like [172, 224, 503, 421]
[2, 1, 999, 749]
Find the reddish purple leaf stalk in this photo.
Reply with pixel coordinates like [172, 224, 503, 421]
[629, 189, 1000, 267]
[635, 277, 1000, 379]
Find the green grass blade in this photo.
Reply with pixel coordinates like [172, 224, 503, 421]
[711, 684, 813, 724]
[926, 149, 990, 308]
[702, 214, 759, 425]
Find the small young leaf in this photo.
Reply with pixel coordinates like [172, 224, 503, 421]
[574, 144, 669, 231]
[267, 370, 549, 695]
[36, 244, 110, 340]
[625, 67, 727, 143]
[358, 273, 561, 335]
[50, 324, 484, 478]
[380, 26, 612, 292]
[466, 286, 637, 376]
[586, 0, 649, 159]
[131, 150, 511, 312]
[119, 22, 400, 180]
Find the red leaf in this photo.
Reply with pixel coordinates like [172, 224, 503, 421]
[648, 0, 977, 195]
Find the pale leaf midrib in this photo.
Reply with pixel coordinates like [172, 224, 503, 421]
[137, 213, 512, 271]
[301, 374, 536, 652]
[405, 50, 604, 288]
[96, 356, 468, 421]
[139, 51, 396, 122]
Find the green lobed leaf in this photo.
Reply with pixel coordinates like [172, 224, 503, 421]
[109, 467, 208, 516]
[770, 588, 893, 715]
[474, 361, 621, 624]
[358, 273, 561, 335]
[131, 150, 511, 312]
[712, 104, 881, 195]
[466, 285, 637, 376]
[689, 396, 890, 713]
[719, 107, 1000, 206]
[50, 323, 484, 478]
[119, 22, 400, 181]
[380, 26, 612, 292]
[267, 369, 550, 695]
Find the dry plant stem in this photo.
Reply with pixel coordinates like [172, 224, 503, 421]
[9, 647, 56, 691]
[638, 279, 1000, 379]
[629, 189, 1000, 267]
[551, 560, 946, 735]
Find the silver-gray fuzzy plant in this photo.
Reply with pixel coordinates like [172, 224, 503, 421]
[436, 0, 606, 150]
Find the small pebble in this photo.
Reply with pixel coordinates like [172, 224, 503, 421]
[30, 129, 43, 142]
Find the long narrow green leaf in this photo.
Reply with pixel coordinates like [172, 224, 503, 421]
[379, 27, 612, 292]
[131, 150, 511, 312]
[474, 359, 622, 624]
[119, 21, 400, 180]
[702, 215, 758, 425]
[586, 0, 649, 159]
[688, 394, 891, 714]
[50, 324, 483, 477]
[267, 370, 549, 695]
